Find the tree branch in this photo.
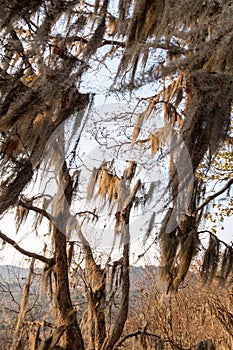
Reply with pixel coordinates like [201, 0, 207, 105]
[18, 199, 56, 225]
[195, 178, 233, 214]
[115, 330, 189, 350]
[0, 230, 53, 266]
[75, 210, 98, 219]
[51, 35, 186, 51]
[198, 230, 233, 249]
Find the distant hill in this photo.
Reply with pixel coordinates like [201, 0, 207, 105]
[0, 264, 158, 280]
[0, 264, 29, 284]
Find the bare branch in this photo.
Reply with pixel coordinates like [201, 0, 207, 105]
[18, 199, 55, 225]
[115, 329, 189, 350]
[198, 230, 233, 249]
[75, 210, 98, 219]
[0, 230, 53, 266]
[195, 178, 233, 214]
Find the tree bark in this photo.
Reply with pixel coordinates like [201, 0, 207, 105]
[84, 245, 106, 350]
[101, 181, 140, 350]
[52, 161, 85, 349]
[54, 227, 84, 350]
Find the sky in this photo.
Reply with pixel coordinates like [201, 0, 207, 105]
[0, 100, 232, 268]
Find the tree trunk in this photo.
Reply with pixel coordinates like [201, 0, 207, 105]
[52, 161, 84, 349]
[84, 245, 106, 350]
[54, 227, 84, 350]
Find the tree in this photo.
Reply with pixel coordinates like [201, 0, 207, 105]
[124, 265, 233, 349]
[0, 0, 232, 349]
